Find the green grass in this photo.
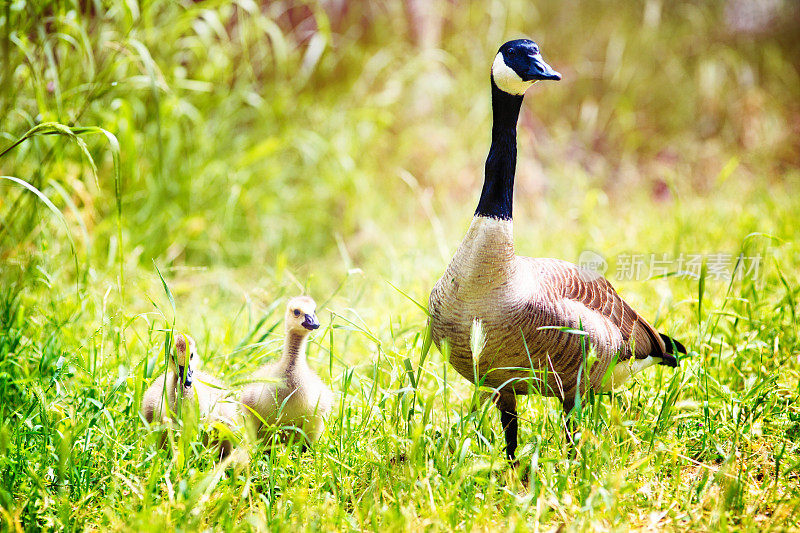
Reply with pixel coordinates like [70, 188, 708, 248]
[1, 0, 800, 530]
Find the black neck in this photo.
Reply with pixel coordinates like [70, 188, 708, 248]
[474, 78, 524, 220]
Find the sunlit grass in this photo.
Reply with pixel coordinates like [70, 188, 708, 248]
[1, 0, 799, 530]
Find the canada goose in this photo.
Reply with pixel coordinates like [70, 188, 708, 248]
[241, 296, 333, 448]
[142, 333, 236, 458]
[141, 332, 195, 425]
[428, 39, 686, 460]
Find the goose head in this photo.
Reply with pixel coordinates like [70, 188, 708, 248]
[491, 39, 561, 96]
[285, 296, 320, 334]
[173, 332, 195, 387]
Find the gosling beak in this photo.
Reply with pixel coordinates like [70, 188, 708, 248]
[523, 54, 561, 81]
[301, 313, 320, 330]
[178, 364, 193, 387]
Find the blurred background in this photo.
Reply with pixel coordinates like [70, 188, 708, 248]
[2, 0, 798, 280]
[1, 1, 800, 527]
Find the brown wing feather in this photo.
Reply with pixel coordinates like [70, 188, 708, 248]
[539, 259, 666, 361]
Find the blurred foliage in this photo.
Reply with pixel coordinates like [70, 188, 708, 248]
[1, 0, 798, 273]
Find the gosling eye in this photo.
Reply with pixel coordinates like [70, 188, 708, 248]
[293, 309, 301, 317]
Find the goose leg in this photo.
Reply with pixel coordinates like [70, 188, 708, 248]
[496, 393, 518, 461]
[218, 438, 232, 460]
[562, 395, 577, 453]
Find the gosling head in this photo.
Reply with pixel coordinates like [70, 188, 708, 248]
[285, 296, 320, 335]
[491, 39, 561, 96]
[173, 332, 195, 387]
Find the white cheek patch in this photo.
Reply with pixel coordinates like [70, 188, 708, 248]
[491, 53, 534, 95]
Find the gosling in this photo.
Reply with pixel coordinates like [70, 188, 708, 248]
[241, 296, 333, 449]
[142, 332, 195, 425]
[142, 333, 236, 458]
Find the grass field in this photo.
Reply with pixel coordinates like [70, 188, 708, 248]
[1, 1, 800, 530]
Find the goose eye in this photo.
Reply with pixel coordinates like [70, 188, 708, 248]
[293, 309, 301, 317]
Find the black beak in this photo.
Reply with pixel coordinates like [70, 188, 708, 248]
[178, 364, 193, 387]
[523, 54, 561, 81]
[301, 313, 320, 330]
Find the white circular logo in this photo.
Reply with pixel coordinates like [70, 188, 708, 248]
[577, 250, 608, 281]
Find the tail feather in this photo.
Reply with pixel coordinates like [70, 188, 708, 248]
[657, 333, 686, 368]
[657, 352, 678, 368]
[659, 333, 687, 354]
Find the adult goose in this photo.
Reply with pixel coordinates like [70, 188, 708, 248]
[428, 39, 686, 461]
